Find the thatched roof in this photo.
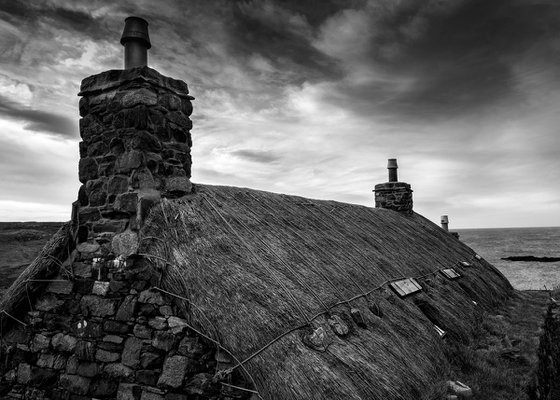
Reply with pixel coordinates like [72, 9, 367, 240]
[140, 184, 513, 400]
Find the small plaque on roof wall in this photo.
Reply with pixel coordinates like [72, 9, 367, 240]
[389, 278, 422, 297]
[440, 268, 461, 280]
[460, 261, 473, 267]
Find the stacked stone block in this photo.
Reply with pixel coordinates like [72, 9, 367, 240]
[0, 244, 252, 399]
[374, 182, 413, 215]
[75, 66, 194, 250]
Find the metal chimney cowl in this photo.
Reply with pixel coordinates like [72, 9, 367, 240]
[387, 158, 398, 182]
[121, 16, 151, 69]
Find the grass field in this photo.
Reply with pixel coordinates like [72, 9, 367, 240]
[444, 290, 551, 399]
[0, 222, 62, 296]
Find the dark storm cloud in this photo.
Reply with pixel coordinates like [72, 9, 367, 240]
[0, 1, 121, 69]
[230, 149, 281, 163]
[0, 95, 76, 138]
[121, 0, 559, 123]
[0, 0, 116, 40]
[0, 0, 31, 20]
[322, 0, 560, 121]
[0, 0, 558, 226]
[386, 0, 558, 114]
[229, 0, 343, 84]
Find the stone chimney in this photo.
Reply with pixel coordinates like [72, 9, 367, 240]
[74, 17, 194, 256]
[373, 158, 413, 215]
[441, 214, 460, 239]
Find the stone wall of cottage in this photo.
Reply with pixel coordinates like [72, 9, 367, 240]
[0, 67, 255, 399]
[373, 182, 413, 215]
[0, 246, 252, 400]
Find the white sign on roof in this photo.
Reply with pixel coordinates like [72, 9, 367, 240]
[389, 278, 422, 297]
[440, 268, 461, 280]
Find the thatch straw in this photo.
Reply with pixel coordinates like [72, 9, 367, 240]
[140, 185, 513, 400]
[0, 222, 72, 330]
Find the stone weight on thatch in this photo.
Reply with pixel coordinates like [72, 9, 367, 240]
[327, 314, 349, 337]
[350, 308, 367, 328]
[112, 230, 139, 257]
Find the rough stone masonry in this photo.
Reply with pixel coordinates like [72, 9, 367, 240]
[0, 255, 250, 399]
[76, 66, 194, 255]
[373, 159, 413, 215]
[0, 67, 255, 399]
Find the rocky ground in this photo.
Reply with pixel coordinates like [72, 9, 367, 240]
[0, 222, 63, 296]
[444, 290, 552, 399]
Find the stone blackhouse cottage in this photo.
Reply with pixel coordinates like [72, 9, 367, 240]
[0, 17, 513, 400]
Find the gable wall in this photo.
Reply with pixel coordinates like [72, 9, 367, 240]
[0, 245, 252, 399]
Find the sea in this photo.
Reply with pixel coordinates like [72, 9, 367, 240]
[457, 226, 560, 290]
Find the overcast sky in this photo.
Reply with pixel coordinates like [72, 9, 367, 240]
[0, 0, 559, 228]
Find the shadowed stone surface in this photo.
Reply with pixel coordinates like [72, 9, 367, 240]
[374, 182, 413, 215]
[75, 66, 194, 246]
[59, 374, 90, 395]
[158, 355, 188, 389]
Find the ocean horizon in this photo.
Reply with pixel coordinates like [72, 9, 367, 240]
[457, 226, 560, 290]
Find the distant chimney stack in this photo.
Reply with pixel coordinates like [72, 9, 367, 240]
[121, 16, 151, 69]
[441, 215, 449, 231]
[387, 158, 398, 182]
[373, 158, 413, 215]
[440, 214, 460, 239]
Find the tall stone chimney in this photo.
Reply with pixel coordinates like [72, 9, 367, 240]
[74, 17, 194, 256]
[373, 158, 413, 215]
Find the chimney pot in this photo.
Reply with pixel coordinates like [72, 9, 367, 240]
[121, 16, 151, 69]
[387, 158, 398, 182]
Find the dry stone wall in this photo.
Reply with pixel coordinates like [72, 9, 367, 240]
[0, 247, 251, 399]
[374, 182, 413, 215]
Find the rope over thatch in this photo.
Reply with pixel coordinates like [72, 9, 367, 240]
[139, 184, 513, 400]
[0, 222, 72, 330]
